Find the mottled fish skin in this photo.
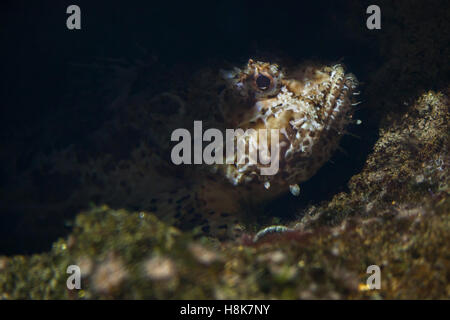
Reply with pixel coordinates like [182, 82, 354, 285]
[151, 59, 358, 239]
[215, 60, 358, 191]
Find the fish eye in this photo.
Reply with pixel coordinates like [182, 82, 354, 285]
[255, 74, 272, 91]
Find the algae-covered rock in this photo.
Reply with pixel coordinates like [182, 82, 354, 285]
[1, 89, 448, 299]
[0, 206, 224, 299]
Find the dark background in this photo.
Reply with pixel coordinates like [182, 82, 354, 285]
[0, 0, 432, 254]
[1, 0, 378, 130]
